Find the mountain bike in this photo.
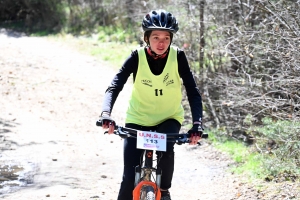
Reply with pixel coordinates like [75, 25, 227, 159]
[96, 120, 208, 200]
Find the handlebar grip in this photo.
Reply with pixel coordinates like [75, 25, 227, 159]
[96, 120, 102, 126]
[201, 133, 208, 139]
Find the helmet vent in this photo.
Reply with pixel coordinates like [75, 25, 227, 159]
[161, 12, 166, 26]
[146, 14, 150, 20]
[153, 18, 159, 26]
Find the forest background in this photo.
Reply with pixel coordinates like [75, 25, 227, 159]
[1, 0, 299, 187]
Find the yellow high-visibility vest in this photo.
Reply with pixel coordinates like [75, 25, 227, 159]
[125, 46, 184, 126]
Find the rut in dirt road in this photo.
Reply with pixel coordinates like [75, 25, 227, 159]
[0, 31, 268, 200]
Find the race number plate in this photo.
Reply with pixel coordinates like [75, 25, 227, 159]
[136, 131, 166, 152]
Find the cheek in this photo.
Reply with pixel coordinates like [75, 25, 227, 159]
[148, 40, 156, 47]
[149, 38, 156, 44]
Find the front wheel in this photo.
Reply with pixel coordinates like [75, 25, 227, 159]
[140, 185, 155, 200]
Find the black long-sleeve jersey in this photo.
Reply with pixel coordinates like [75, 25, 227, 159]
[101, 46, 203, 123]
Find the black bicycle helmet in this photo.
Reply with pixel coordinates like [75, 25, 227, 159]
[142, 9, 179, 33]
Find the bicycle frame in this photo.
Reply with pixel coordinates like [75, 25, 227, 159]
[133, 149, 161, 200]
[139, 150, 155, 181]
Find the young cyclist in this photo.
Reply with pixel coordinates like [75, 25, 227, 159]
[99, 9, 204, 200]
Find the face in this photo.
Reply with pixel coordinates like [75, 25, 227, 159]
[148, 30, 171, 55]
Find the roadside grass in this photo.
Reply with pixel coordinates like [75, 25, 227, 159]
[208, 117, 300, 185]
[208, 130, 265, 181]
[251, 118, 300, 182]
[208, 126, 300, 198]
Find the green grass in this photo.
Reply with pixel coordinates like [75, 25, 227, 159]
[216, 140, 249, 163]
[233, 154, 264, 179]
[208, 129, 265, 180]
[208, 118, 300, 183]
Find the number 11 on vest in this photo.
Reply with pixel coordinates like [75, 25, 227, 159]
[155, 89, 163, 96]
[136, 131, 167, 151]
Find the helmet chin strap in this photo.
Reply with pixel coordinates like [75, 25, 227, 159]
[147, 46, 169, 59]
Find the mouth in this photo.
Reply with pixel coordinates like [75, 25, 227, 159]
[157, 47, 165, 52]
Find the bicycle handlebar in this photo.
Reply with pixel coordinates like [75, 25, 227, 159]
[96, 120, 208, 144]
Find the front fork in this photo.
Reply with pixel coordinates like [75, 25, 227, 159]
[134, 166, 162, 188]
[134, 166, 141, 187]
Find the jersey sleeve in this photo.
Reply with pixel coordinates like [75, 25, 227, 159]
[101, 50, 138, 115]
[177, 49, 203, 123]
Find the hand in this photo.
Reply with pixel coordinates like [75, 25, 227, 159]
[99, 114, 115, 134]
[188, 123, 204, 145]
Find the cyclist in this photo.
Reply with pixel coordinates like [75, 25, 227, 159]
[99, 9, 204, 200]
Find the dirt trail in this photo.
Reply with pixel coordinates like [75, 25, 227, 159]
[0, 29, 290, 200]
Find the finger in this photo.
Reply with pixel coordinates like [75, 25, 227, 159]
[193, 136, 199, 145]
[102, 125, 107, 129]
[189, 137, 194, 145]
[108, 124, 114, 134]
[102, 121, 107, 129]
[102, 123, 109, 129]
[192, 136, 198, 145]
[190, 133, 195, 145]
[108, 125, 112, 134]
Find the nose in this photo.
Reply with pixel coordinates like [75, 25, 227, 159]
[158, 40, 164, 45]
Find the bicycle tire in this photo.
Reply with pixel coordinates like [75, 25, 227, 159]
[140, 185, 155, 200]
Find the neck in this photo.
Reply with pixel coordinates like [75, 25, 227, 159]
[146, 46, 168, 59]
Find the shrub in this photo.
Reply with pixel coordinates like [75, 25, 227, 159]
[252, 117, 300, 181]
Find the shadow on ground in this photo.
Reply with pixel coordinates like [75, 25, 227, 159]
[0, 28, 26, 38]
[0, 118, 25, 193]
[0, 118, 20, 151]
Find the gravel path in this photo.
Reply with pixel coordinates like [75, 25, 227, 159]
[0, 29, 298, 200]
